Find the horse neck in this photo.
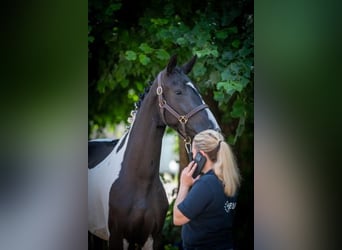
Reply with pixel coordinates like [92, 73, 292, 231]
[120, 90, 166, 180]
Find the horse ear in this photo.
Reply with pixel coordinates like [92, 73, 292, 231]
[167, 54, 177, 75]
[181, 55, 197, 74]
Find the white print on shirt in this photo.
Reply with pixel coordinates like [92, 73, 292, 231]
[224, 201, 236, 213]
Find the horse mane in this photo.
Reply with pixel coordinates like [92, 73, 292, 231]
[136, 81, 153, 109]
[127, 81, 153, 126]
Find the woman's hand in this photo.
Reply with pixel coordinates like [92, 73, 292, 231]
[173, 161, 199, 225]
[180, 161, 200, 188]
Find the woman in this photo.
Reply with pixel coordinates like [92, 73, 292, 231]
[173, 129, 241, 250]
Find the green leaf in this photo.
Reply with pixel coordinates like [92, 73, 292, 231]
[240, 77, 250, 87]
[211, 49, 219, 57]
[150, 18, 168, 25]
[229, 62, 240, 75]
[209, 71, 220, 84]
[120, 79, 129, 88]
[217, 80, 243, 95]
[97, 79, 106, 93]
[232, 39, 241, 48]
[105, 3, 122, 16]
[222, 51, 234, 61]
[216, 31, 228, 40]
[221, 70, 230, 81]
[176, 37, 187, 46]
[139, 43, 153, 54]
[239, 47, 253, 57]
[227, 26, 238, 34]
[195, 46, 219, 58]
[193, 62, 206, 77]
[125, 50, 137, 61]
[217, 81, 228, 90]
[139, 54, 151, 65]
[213, 91, 225, 102]
[164, 3, 175, 16]
[228, 135, 235, 145]
[231, 99, 245, 118]
[229, 80, 243, 92]
[155, 49, 170, 60]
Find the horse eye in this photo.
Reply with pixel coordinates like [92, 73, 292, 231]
[175, 90, 182, 95]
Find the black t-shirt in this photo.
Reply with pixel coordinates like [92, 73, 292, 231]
[178, 170, 238, 250]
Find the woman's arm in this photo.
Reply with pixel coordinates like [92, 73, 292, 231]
[173, 161, 198, 225]
[173, 184, 191, 225]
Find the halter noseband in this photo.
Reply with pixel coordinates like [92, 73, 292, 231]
[156, 72, 208, 160]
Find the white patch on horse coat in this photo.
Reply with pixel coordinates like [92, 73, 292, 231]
[89, 138, 114, 142]
[142, 236, 154, 250]
[123, 239, 129, 249]
[186, 81, 220, 129]
[123, 236, 153, 250]
[88, 130, 131, 240]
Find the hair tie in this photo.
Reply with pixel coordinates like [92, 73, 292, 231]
[216, 140, 222, 151]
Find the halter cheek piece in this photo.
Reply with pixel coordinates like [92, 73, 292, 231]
[156, 72, 208, 160]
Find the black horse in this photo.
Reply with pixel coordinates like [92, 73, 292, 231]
[88, 55, 220, 250]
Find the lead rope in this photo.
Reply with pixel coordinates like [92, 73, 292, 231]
[184, 136, 193, 162]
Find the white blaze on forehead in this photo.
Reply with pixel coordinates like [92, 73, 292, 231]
[186, 81, 199, 95]
[186, 81, 220, 128]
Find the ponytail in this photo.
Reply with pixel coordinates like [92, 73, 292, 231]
[213, 141, 241, 196]
[193, 129, 241, 197]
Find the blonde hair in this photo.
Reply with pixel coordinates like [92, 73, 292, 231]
[193, 129, 241, 196]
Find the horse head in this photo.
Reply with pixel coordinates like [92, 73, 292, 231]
[156, 55, 220, 140]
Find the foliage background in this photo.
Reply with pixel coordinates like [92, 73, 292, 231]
[89, 0, 253, 249]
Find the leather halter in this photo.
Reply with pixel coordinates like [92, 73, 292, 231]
[156, 72, 208, 159]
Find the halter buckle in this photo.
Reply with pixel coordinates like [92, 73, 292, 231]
[159, 99, 166, 108]
[179, 116, 188, 124]
[156, 86, 163, 96]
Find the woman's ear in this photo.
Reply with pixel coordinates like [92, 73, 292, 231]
[200, 150, 208, 159]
